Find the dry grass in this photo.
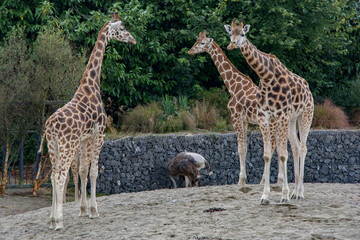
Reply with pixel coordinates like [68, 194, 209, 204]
[121, 101, 162, 133]
[191, 101, 220, 129]
[312, 99, 351, 129]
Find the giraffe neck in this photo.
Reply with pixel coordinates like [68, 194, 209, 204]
[208, 41, 244, 95]
[239, 38, 283, 86]
[79, 21, 110, 93]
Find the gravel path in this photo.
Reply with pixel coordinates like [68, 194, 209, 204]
[0, 183, 359, 239]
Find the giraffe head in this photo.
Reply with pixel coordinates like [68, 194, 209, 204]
[224, 19, 250, 50]
[188, 30, 213, 55]
[108, 12, 136, 45]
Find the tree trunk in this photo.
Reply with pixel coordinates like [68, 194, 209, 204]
[0, 139, 10, 196]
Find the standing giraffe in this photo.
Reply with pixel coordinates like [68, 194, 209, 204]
[225, 20, 314, 204]
[38, 12, 136, 230]
[188, 30, 260, 186]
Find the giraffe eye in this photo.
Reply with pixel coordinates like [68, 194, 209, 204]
[200, 42, 205, 45]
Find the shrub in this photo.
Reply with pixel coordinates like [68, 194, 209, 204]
[312, 99, 351, 129]
[198, 87, 231, 122]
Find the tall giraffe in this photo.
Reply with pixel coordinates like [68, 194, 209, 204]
[188, 30, 260, 186]
[38, 12, 136, 230]
[225, 20, 314, 204]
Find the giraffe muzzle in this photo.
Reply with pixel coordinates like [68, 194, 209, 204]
[227, 43, 236, 51]
[129, 39, 137, 45]
[188, 50, 195, 55]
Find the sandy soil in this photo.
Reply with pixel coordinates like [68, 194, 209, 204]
[0, 183, 359, 240]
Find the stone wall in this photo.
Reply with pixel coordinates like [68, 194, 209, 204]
[97, 130, 360, 194]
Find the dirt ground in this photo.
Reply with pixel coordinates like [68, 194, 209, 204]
[0, 183, 359, 240]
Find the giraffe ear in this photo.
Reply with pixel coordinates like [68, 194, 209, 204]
[243, 25, 250, 34]
[224, 25, 232, 34]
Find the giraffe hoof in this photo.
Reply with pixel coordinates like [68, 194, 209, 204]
[89, 207, 99, 218]
[280, 198, 290, 203]
[260, 199, 270, 205]
[291, 194, 304, 200]
[54, 223, 64, 231]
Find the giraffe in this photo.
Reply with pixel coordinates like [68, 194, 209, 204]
[188, 30, 260, 186]
[225, 20, 314, 204]
[37, 12, 136, 230]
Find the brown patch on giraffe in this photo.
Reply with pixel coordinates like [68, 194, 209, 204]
[235, 104, 242, 113]
[279, 77, 286, 85]
[97, 42, 103, 50]
[66, 118, 73, 126]
[90, 70, 96, 79]
[64, 109, 72, 117]
[251, 61, 259, 69]
[83, 86, 91, 95]
[223, 63, 230, 71]
[281, 86, 290, 95]
[226, 71, 232, 79]
[272, 84, 281, 93]
[96, 51, 101, 57]
[90, 95, 98, 104]
[268, 92, 277, 101]
[268, 99, 274, 107]
[279, 95, 286, 102]
[218, 55, 223, 62]
[100, 34, 106, 42]
[248, 56, 254, 64]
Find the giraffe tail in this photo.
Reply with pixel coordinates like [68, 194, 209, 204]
[37, 132, 46, 154]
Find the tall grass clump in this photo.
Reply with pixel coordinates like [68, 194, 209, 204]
[121, 101, 162, 132]
[191, 101, 220, 129]
[312, 99, 351, 129]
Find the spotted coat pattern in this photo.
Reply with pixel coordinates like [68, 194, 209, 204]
[38, 12, 136, 230]
[226, 20, 314, 204]
[188, 31, 260, 186]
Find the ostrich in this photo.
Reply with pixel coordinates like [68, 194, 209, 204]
[166, 152, 210, 188]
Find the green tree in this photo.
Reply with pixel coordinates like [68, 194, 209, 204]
[0, 30, 39, 195]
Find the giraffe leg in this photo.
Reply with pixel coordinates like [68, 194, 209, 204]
[72, 153, 80, 202]
[288, 118, 301, 199]
[277, 119, 290, 203]
[63, 169, 70, 203]
[48, 137, 58, 230]
[261, 135, 276, 185]
[89, 134, 104, 218]
[235, 121, 248, 187]
[79, 141, 89, 217]
[49, 171, 56, 230]
[259, 121, 273, 204]
[53, 145, 77, 231]
[294, 110, 313, 199]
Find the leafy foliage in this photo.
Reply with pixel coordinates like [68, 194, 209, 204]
[0, 0, 358, 127]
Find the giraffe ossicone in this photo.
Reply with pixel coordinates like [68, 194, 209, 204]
[225, 19, 314, 204]
[38, 12, 136, 230]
